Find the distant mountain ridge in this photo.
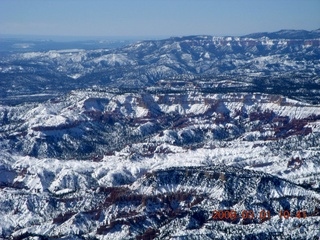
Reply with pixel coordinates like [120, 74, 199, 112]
[243, 28, 320, 39]
[1, 28, 320, 105]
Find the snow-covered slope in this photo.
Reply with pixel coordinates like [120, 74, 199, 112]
[0, 87, 320, 239]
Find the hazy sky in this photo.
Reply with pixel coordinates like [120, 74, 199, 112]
[1, 0, 319, 38]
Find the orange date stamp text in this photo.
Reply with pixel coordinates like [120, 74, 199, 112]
[212, 210, 307, 221]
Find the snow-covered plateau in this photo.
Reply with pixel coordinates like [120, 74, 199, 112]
[1, 29, 320, 105]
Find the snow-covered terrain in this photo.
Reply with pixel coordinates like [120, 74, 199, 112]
[1, 87, 320, 239]
[1, 29, 320, 105]
[0, 29, 320, 239]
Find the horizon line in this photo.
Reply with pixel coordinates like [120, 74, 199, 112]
[0, 28, 318, 42]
